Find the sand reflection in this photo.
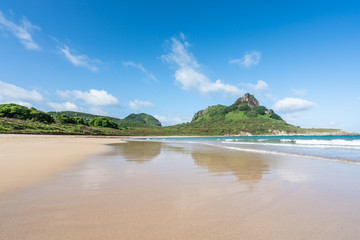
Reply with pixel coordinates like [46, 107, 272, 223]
[107, 141, 162, 163]
[192, 149, 269, 184]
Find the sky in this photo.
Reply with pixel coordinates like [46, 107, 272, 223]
[0, 0, 360, 132]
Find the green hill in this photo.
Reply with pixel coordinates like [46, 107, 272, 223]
[124, 113, 162, 127]
[171, 93, 303, 135]
[48, 111, 161, 127]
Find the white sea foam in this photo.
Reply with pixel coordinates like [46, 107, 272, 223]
[201, 143, 360, 166]
[295, 139, 360, 146]
[221, 140, 360, 150]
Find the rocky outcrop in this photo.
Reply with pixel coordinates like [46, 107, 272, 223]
[192, 108, 208, 121]
[235, 93, 259, 108]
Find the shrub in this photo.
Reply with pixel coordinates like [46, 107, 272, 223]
[0, 104, 31, 119]
[0, 104, 54, 123]
[253, 106, 267, 115]
[237, 103, 250, 111]
[54, 114, 77, 124]
[88, 117, 118, 129]
[74, 117, 86, 125]
[29, 108, 54, 123]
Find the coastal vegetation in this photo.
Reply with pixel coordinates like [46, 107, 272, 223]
[0, 94, 353, 136]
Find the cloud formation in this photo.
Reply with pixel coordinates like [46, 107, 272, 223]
[58, 45, 99, 72]
[58, 89, 118, 106]
[162, 34, 243, 96]
[0, 11, 41, 50]
[273, 97, 315, 113]
[248, 80, 268, 91]
[154, 114, 191, 126]
[128, 99, 154, 111]
[229, 51, 261, 67]
[48, 101, 79, 111]
[0, 81, 43, 107]
[122, 61, 157, 83]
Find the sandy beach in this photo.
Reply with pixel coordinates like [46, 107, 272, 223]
[0, 134, 122, 195]
[1, 138, 360, 239]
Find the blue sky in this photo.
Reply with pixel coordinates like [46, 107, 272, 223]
[0, 0, 360, 132]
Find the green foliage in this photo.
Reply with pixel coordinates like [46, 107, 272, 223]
[269, 109, 282, 120]
[29, 108, 54, 123]
[237, 102, 250, 111]
[246, 110, 258, 118]
[252, 106, 267, 115]
[88, 117, 118, 129]
[49, 111, 162, 128]
[0, 104, 31, 120]
[124, 113, 162, 127]
[54, 114, 77, 124]
[0, 104, 54, 123]
[74, 117, 86, 125]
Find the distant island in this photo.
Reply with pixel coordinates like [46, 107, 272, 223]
[0, 93, 356, 136]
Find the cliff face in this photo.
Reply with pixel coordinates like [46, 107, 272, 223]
[235, 93, 259, 108]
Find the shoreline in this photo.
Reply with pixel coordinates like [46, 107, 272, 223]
[0, 134, 123, 196]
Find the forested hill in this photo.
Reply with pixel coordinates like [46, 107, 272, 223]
[48, 111, 162, 127]
[175, 93, 303, 135]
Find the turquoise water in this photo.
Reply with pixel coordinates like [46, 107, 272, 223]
[134, 135, 360, 164]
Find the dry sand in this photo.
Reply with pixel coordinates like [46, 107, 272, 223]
[0, 134, 121, 195]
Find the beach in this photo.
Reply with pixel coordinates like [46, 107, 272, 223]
[0, 134, 122, 195]
[1, 137, 360, 239]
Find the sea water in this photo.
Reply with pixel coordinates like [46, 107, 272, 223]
[134, 135, 360, 164]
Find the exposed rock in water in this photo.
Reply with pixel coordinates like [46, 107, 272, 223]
[235, 93, 259, 108]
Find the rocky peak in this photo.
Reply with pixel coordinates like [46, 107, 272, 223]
[235, 93, 259, 108]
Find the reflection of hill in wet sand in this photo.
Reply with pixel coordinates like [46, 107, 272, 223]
[192, 150, 269, 183]
[108, 141, 162, 163]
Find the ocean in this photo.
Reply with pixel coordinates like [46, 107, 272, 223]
[133, 135, 360, 165]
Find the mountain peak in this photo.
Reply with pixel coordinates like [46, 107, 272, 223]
[235, 93, 259, 108]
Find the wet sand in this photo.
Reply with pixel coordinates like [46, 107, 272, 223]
[0, 134, 122, 195]
[1, 140, 360, 239]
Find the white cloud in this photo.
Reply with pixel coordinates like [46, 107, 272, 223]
[128, 99, 154, 111]
[0, 81, 43, 107]
[122, 61, 158, 83]
[161, 34, 243, 96]
[58, 45, 99, 72]
[229, 51, 261, 68]
[154, 114, 191, 126]
[0, 11, 41, 50]
[248, 80, 268, 91]
[48, 101, 79, 111]
[273, 97, 315, 113]
[292, 88, 306, 95]
[57, 89, 118, 106]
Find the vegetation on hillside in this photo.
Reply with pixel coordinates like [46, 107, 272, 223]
[181, 94, 299, 135]
[48, 111, 161, 127]
[0, 94, 352, 136]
